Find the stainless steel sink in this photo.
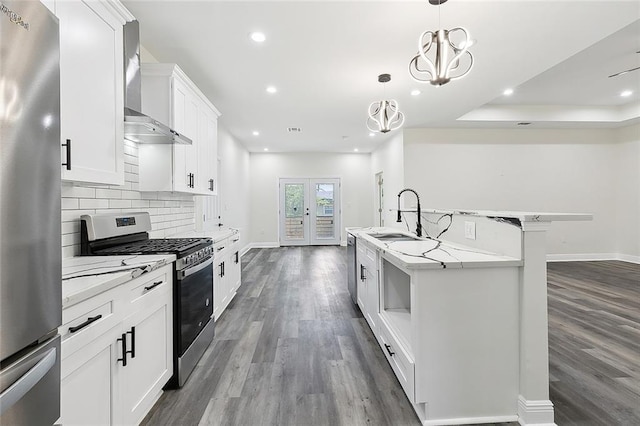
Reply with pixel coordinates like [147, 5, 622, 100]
[369, 233, 421, 242]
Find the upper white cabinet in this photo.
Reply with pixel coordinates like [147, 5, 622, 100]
[138, 64, 220, 195]
[57, 0, 132, 185]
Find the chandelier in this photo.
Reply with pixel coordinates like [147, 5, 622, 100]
[409, 0, 474, 86]
[366, 74, 405, 134]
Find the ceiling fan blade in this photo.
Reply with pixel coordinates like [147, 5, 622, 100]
[608, 65, 640, 78]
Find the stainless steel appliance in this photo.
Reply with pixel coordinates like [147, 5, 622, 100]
[347, 231, 358, 305]
[0, 1, 62, 424]
[80, 212, 214, 388]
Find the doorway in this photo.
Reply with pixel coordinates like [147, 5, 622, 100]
[279, 178, 341, 246]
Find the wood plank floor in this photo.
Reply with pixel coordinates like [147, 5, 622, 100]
[142, 249, 639, 426]
[547, 260, 640, 426]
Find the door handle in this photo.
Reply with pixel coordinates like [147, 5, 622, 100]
[62, 139, 71, 170]
[384, 343, 395, 357]
[126, 327, 136, 359]
[300, 221, 303, 225]
[0, 347, 57, 416]
[117, 333, 127, 366]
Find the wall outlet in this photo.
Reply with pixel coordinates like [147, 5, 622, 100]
[464, 221, 476, 240]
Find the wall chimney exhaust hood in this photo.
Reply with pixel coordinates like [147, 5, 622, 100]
[123, 20, 192, 145]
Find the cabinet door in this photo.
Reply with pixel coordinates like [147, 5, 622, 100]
[365, 266, 379, 333]
[198, 107, 218, 194]
[228, 239, 241, 294]
[172, 78, 199, 193]
[60, 324, 123, 426]
[120, 300, 173, 425]
[58, 0, 124, 185]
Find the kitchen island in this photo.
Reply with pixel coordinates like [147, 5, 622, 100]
[349, 209, 591, 426]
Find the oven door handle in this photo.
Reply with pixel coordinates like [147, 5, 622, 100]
[178, 256, 214, 279]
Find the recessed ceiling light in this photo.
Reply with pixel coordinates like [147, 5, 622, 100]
[252, 131, 260, 136]
[263, 148, 269, 151]
[354, 148, 359, 152]
[503, 88, 514, 96]
[266, 86, 277, 94]
[621, 90, 633, 97]
[250, 32, 266, 43]
[411, 89, 421, 96]
[369, 132, 375, 137]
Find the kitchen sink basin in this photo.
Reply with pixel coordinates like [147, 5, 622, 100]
[369, 233, 422, 242]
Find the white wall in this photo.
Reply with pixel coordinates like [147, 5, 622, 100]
[614, 124, 640, 262]
[371, 132, 405, 229]
[402, 128, 627, 259]
[217, 126, 251, 250]
[249, 152, 373, 245]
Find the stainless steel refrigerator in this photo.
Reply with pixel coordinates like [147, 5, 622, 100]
[0, 1, 62, 424]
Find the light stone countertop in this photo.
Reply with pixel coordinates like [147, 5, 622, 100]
[61, 254, 176, 308]
[350, 227, 522, 270]
[170, 228, 239, 243]
[414, 208, 593, 223]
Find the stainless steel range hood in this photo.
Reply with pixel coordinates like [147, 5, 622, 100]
[123, 20, 191, 145]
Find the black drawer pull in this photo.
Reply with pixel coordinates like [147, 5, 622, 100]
[384, 343, 395, 357]
[117, 333, 127, 366]
[360, 265, 366, 281]
[144, 280, 163, 291]
[62, 139, 71, 170]
[69, 314, 102, 333]
[126, 326, 136, 359]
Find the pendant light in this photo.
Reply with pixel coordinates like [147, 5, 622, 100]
[366, 74, 405, 134]
[409, 0, 474, 86]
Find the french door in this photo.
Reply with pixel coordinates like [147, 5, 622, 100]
[279, 178, 341, 246]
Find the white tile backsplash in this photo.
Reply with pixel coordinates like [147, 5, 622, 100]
[61, 141, 196, 257]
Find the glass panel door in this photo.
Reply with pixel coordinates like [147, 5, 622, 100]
[279, 178, 341, 246]
[310, 179, 340, 245]
[279, 179, 309, 245]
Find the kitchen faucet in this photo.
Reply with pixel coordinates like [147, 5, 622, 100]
[397, 188, 422, 237]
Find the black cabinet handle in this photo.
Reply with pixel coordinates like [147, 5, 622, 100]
[62, 139, 71, 170]
[384, 343, 395, 357]
[117, 333, 127, 366]
[209, 179, 214, 191]
[126, 327, 136, 359]
[217, 246, 225, 252]
[222, 261, 225, 277]
[234, 251, 239, 264]
[68, 314, 102, 333]
[218, 263, 224, 278]
[144, 280, 163, 291]
[360, 265, 366, 281]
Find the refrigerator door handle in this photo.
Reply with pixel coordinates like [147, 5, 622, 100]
[0, 347, 57, 416]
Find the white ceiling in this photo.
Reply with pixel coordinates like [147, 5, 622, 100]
[122, 1, 640, 153]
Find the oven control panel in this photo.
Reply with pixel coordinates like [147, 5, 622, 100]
[177, 246, 214, 270]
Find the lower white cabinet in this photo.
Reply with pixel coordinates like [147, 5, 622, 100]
[356, 238, 380, 335]
[60, 265, 173, 425]
[213, 234, 241, 320]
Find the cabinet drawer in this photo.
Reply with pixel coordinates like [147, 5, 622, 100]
[126, 265, 172, 315]
[378, 318, 415, 403]
[61, 286, 122, 359]
[214, 238, 230, 257]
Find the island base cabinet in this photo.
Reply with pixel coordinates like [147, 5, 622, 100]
[377, 317, 415, 404]
[213, 234, 242, 320]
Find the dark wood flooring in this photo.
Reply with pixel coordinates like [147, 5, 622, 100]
[142, 249, 639, 426]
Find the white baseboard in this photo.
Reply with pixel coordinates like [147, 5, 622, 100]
[517, 396, 555, 426]
[422, 415, 519, 425]
[547, 253, 640, 264]
[245, 242, 279, 250]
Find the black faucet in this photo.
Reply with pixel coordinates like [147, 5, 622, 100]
[397, 188, 422, 237]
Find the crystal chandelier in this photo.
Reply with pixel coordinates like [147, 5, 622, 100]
[409, 0, 474, 86]
[366, 74, 405, 134]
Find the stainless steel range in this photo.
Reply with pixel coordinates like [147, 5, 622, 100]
[80, 212, 214, 388]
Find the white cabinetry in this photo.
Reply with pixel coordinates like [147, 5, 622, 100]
[213, 233, 241, 320]
[57, 0, 131, 185]
[60, 265, 173, 425]
[138, 64, 220, 195]
[356, 238, 380, 334]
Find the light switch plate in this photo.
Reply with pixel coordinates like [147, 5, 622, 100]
[464, 221, 476, 240]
